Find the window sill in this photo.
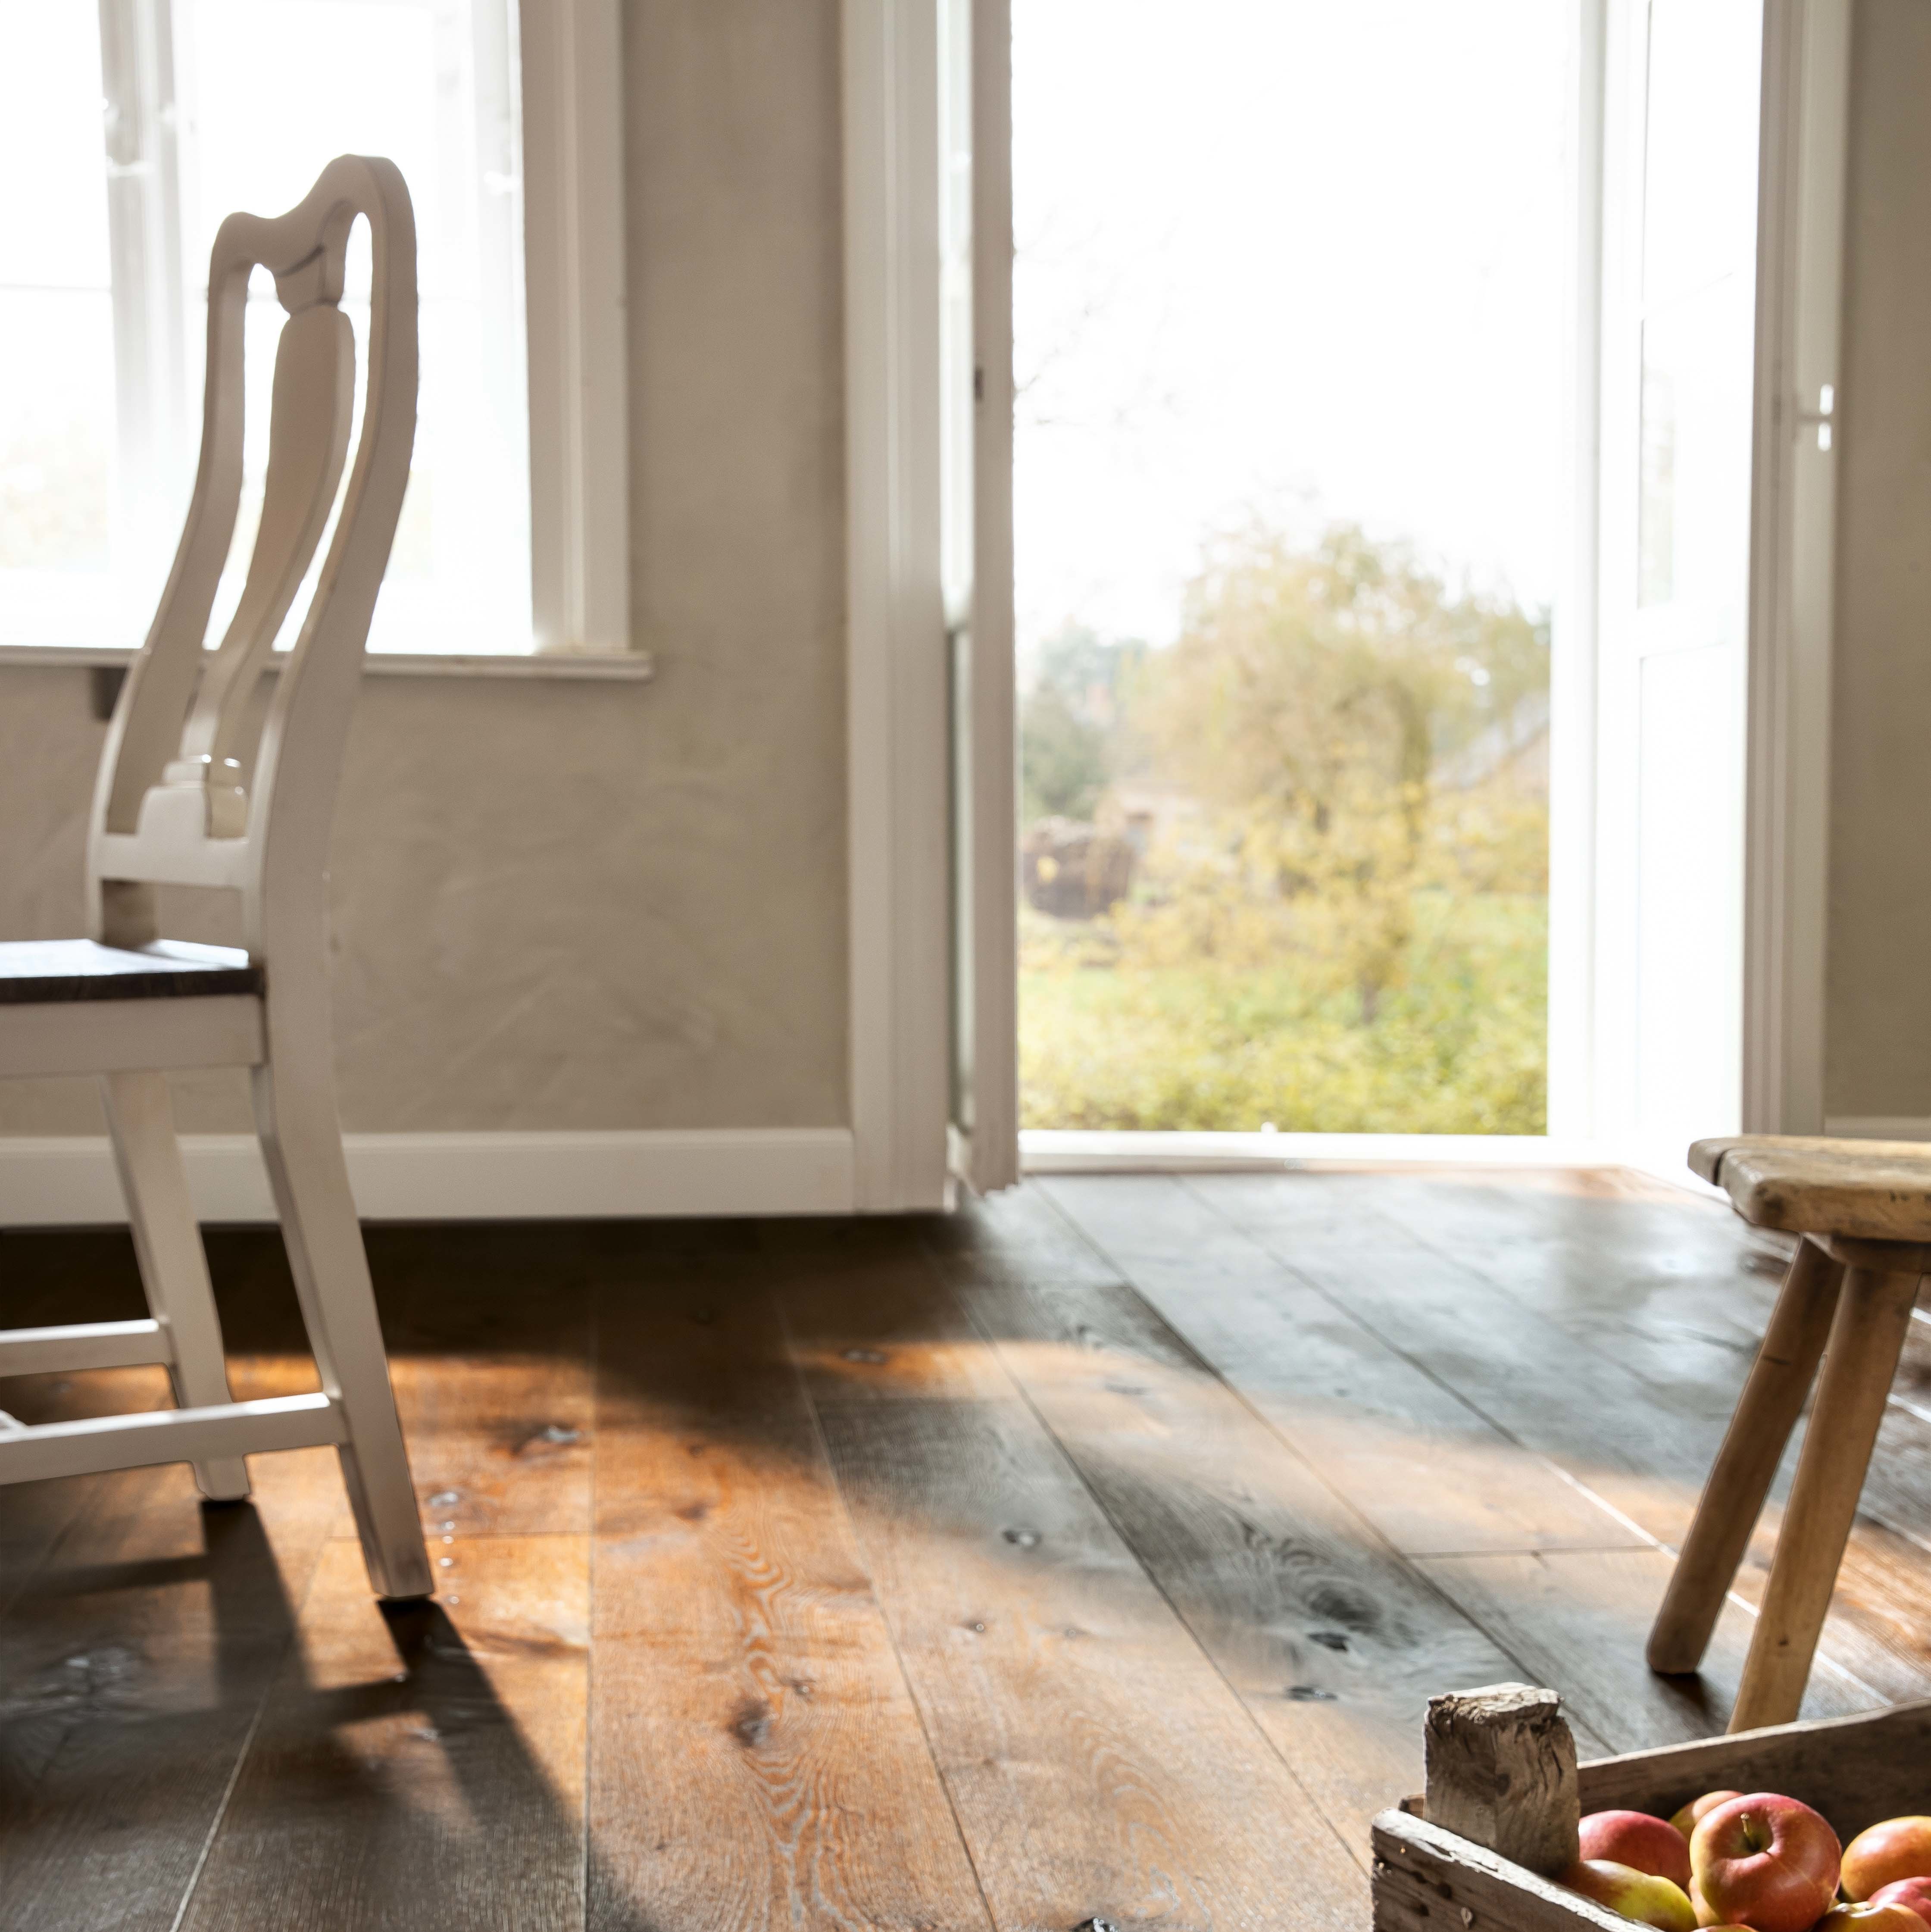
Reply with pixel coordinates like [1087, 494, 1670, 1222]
[0, 644, 656, 682]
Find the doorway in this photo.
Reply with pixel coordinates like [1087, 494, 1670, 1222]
[1010, 0, 1574, 1135]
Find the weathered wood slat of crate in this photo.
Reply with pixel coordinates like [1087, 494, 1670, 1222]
[1372, 1812, 1625, 1932]
[1575, 1697, 1931, 1841]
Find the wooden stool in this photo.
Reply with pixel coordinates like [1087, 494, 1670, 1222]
[1648, 1136, 1928, 1730]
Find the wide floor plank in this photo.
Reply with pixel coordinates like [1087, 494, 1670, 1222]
[1179, 1172, 1931, 1709]
[0, 1440, 341, 1932]
[181, 1535, 588, 1932]
[590, 1262, 992, 1932]
[359, 1242, 595, 1543]
[1417, 1548, 1872, 1752]
[955, 1271, 1589, 1841]
[1036, 1175, 1645, 1555]
[788, 1261, 1370, 1932]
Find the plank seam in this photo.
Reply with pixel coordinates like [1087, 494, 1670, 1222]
[167, 1671, 271, 1932]
[774, 1282, 1002, 1932]
[166, 1498, 337, 1932]
[583, 1277, 598, 1924]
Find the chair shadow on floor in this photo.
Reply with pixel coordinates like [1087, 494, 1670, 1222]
[0, 1494, 656, 1932]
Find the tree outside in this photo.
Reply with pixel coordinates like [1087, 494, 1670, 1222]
[1019, 522, 1550, 1133]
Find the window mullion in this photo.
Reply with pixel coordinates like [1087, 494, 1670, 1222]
[98, 0, 190, 613]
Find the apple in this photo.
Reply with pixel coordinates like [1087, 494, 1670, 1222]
[1812, 1905, 1931, 1932]
[1690, 1794, 1841, 1932]
[1872, 1882, 1931, 1925]
[1844, 1821, 1931, 1902]
[1563, 1858, 1699, 1932]
[1675, 1794, 1747, 1841]
[1584, 1811, 1696, 1891]
[1689, 1879, 1727, 1929]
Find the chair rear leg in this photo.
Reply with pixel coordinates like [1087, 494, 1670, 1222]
[100, 1069, 250, 1501]
[250, 1051, 432, 1600]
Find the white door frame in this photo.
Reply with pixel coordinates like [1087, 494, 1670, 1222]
[1546, 0, 1611, 1138]
[844, 0, 954, 1211]
[1556, 0, 1848, 1146]
[843, 0, 1018, 1208]
[1742, 0, 1850, 1135]
[842, 0, 1845, 1196]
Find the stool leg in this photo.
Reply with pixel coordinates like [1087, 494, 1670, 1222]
[251, 1046, 432, 1601]
[1728, 1263, 1919, 1732]
[101, 1069, 250, 1501]
[1648, 1238, 1842, 1674]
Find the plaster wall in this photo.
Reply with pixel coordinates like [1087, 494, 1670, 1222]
[1824, 0, 1931, 1119]
[0, 0, 849, 1138]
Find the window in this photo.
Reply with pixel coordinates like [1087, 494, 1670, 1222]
[0, 0, 624, 658]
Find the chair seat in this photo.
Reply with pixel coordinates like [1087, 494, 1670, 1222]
[0, 939, 262, 1006]
[1691, 1134, 1931, 1241]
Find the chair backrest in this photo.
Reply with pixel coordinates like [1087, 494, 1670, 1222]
[88, 155, 417, 973]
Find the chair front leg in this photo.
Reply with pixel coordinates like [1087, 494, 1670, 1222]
[101, 1069, 250, 1501]
[250, 1041, 432, 1600]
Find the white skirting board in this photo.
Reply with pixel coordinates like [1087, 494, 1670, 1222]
[0, 1127, 857, 1226]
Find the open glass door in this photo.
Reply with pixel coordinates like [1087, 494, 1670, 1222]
[1592, 0, 1764, 1161]
[945, 0, 1020, 1195]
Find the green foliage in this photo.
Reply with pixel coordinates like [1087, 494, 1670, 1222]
[1018, 523, 1553, 1134]
[1034, 623, 1147, 711]
[1134, 522, 1548, 1019]
[1020, 893, 1547, 1133]
[1020, 685, 1109, 823]
[1019, 622, 1149, 824]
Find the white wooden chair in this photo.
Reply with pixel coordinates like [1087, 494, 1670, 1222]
[0, 156, 433, 1600]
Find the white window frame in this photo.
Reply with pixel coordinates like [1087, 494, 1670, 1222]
[4, 0, 629, 667]
[520, 0, 631, 657]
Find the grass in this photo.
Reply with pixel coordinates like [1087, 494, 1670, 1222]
[1019, 891, 1547, 1134]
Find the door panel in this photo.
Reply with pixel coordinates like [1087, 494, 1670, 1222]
[1594, 0, 1762, 1159]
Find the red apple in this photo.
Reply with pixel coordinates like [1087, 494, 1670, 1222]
[1584, 1811, 1695, 1890]
[1872, 1883, 1931, 1925]
[1564, 1859, 1699, 1932]
[1675, 1794, 1747, 1841]
[1690, 1794, 1842, 1932]
[1844, 1821, 1931, 1902]
[1813, 1905, 1931, 1932]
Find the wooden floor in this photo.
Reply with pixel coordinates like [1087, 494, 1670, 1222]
[4, 1170, 1931, 1932]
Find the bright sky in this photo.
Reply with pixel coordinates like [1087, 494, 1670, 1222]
[1013, 0, 1574, 667]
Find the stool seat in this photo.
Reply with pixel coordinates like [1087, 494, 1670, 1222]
[0, 939, 262, 1006]
[1691, 1133, 1931, 1241]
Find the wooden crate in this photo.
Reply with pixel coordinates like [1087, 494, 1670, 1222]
[1372, 1690, 1931, 1932]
